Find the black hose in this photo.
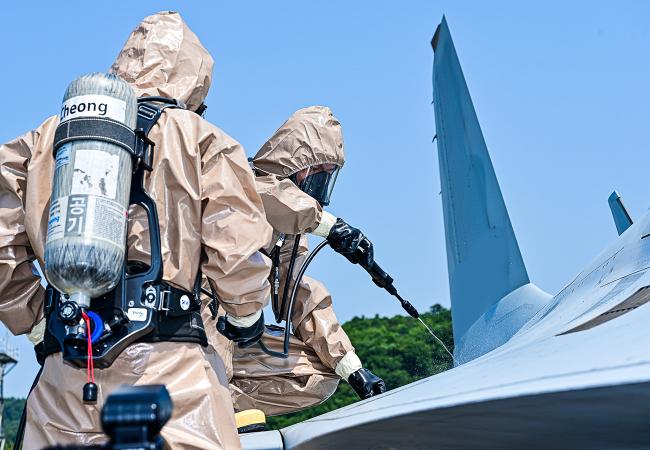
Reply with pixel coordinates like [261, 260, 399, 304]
[15, 364, 44, 449]
[281, 239, 330, 355]
[257, 339, 290, 359]
[256, 238, 329, 359]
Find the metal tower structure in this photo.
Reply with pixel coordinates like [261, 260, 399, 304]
[0, 336, 17, 450]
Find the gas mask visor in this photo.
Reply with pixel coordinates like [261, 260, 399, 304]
[291, 163, 340, 206]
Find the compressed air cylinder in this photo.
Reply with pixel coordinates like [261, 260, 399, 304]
[44, 73, 137, 308]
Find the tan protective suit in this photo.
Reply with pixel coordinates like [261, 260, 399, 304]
[0, 11, 272, 449]
[207, 107, 360, 416]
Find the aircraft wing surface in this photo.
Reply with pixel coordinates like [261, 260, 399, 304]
[278, 263, 650, 449]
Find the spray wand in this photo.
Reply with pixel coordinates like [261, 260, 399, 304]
[257, 238, 457, 364]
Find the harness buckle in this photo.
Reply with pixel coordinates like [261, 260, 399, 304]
[159, 288, 171, 313]
[137, 103, 158, 121]
[134, 129, 154, 172]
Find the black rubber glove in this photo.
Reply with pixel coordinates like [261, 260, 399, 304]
[348, 368, 387, 399]
[217, 312, 265, 348]
[327, 218, 374, 268]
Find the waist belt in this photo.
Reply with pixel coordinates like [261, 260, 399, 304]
[39, 282, 207, 365]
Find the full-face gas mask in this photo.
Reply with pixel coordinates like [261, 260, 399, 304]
[290, 163, 341, 206]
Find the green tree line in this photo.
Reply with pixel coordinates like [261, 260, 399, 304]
[4, 397, 24, 450]
[3, 305, 453, 446]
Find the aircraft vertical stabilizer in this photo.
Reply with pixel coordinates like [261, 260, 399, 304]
[608, 191, 633, 235]
[432, 17, 550, 363]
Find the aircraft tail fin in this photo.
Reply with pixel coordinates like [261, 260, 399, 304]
[432, 17, 542, 352]
[608, 191, 633, 235]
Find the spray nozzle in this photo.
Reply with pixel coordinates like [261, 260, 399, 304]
[395, 293, 420, 319]
[372, 267, 458, 364]
[360, 261, 421, 319]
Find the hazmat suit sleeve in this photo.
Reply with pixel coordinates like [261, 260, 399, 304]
[278, 235, 355, 370]
[255, 174, 323, 235]
[200, 124, 274, 317]
[0, 129, 45, 335]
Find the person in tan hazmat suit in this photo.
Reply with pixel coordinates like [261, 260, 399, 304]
[208, 106, 386, 418]
[0, 11, 273, 449]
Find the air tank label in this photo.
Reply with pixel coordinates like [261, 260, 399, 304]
[60, 94, 126, 123]
[71, 150, 120, 199]
[46, 194, 127, 250]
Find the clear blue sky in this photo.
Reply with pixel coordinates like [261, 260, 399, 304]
[1, 1, 649, 397]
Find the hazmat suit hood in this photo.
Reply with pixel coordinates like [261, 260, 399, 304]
[253, 106, 345, 177]
[110, 11, 213, 112]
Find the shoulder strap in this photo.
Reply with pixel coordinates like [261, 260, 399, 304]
[136, 97, 185, 136]
[133, 97, 186, 170]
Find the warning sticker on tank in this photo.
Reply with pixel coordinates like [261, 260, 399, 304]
[60, 94, 126, 123]
[55, 147, 70, 170]
[46, 197, 67, 242]
[71, 150, 120, 199]
[46, 194, 127, 250]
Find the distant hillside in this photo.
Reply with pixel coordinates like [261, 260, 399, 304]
[3, 305, 453, 445]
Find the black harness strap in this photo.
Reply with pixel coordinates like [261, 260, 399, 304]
[137, 98, 181, 135]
